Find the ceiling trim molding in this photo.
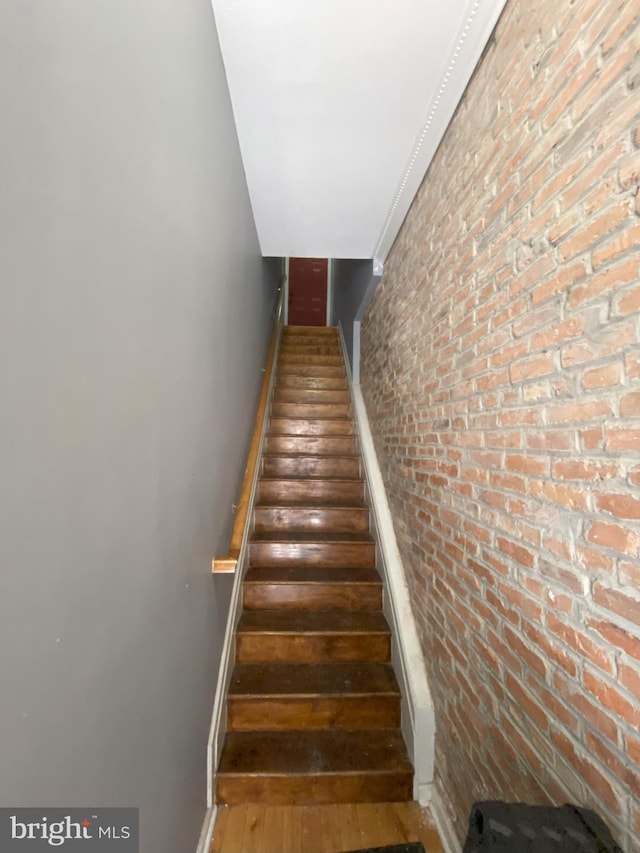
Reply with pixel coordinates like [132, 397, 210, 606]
[373, 0, 508, 265]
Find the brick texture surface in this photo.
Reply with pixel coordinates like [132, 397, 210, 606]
[360, 0, 640, 848]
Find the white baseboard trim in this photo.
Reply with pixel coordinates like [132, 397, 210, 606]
[416, 781, 434, 807]
[431, 788, 462, 853]
[348, 377, 436, 800]
[195, 805, 217, 853]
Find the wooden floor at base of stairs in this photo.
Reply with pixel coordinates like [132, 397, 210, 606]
[210, 801, 444, 853]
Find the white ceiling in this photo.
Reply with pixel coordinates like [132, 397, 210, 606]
[211, 0, 506, 262]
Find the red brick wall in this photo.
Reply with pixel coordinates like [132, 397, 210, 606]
[360, 0, 640, 847]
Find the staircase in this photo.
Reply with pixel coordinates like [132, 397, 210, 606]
[216, 325, 413, 805]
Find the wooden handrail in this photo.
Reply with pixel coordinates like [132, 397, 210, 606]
[212, 285, 284, 573]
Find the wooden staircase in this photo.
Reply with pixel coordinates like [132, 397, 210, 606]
[216, 325, 413, 805]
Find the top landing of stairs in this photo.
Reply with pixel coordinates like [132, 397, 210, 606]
[283, 325, 338, 336]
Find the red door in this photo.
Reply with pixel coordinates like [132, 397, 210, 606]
[288, 257, 328, 326]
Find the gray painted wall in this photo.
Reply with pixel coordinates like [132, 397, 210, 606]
[0, 2, 279, 851]
[331, 260, 379, 379]
[331, 260, 374, 368]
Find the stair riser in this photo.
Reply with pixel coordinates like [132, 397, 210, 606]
[227, 696, 400, 731]
[264, 436, 357, 455]
[283, 327, 338, 338]
[280, 335, 339, 342]
[273, 388, 349, 403]
[268, 418, 354, 437]
[249, 542, 375, 568]
[216, 772, 412, 805]
[278, 354, 343, 366]
[276, 375, 347, 391]
[243, 582, 381, 611]
[277, 364, 344, 378]
[236, 634, 390, 664]
[271, 405, 351, 422]
[258, 480, 365, 503]
[280, 335, 339, 343]
[279, 345, 342, 356]
[262, 456, 361, 478]
[253, 507, 369, 534]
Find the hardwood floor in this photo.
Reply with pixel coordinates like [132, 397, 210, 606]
[210, 801, 444, 853]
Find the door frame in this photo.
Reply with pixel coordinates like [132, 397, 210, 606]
[284, 257, 333, 326]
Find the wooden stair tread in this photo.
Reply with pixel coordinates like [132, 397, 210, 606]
[262, 455, 360, 466]
[273, 389, 348, 399]
[279, 346, 341, 351]
[264, 437, 358, 453]
[254, 500, 367, 509]
[237, 610, 389, 633]
[272, 408, 349, 414]
[280, 338, 340, 344]
[280, 339, 340, 345]
[280, 334, 339, 340]
[253, 500, 366, 512]
[219, 730, 411, 775]
[263, 461, 361, 478]
[259, 475, 363, 484]
[277, 367, 345, 378]
[267, 427, 354, 436]
[244, 566, 379, 583]
[243, 566, 382, 611]
[262, 453, 359, 462]
[257, 479, 366, 506]
[271, 403, 350, 409]
[280, 343, 339, 348]
[253, 506, 369, 534]
[276, 361, 345, 366]
[229, 663, 399, 697]
[276, 376, 347, 388]
[278, 353, 342, 360]
[260, 470, 364, 476]
[273, 398, 351, 404]
[283, 326, 338, 334]
[268, 421, 354, 437]
[250, 531, 374, 543]
[249, 532, 375, 568]
[277, 362, 344, 369]
[253, 499, 367, 507]
[268, 416, 354, 424]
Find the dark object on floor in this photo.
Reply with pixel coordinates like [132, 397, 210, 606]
[463, 801, 624, 852]
[344, 844, 425, 853]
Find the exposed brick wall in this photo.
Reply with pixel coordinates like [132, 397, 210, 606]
[360, 0, 640, 847]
